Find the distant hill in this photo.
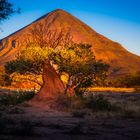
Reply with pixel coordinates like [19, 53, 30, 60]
[0, 9, 140, 77]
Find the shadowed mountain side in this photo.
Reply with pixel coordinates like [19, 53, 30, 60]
[0, 9, 140, 77]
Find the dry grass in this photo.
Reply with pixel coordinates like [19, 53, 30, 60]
[87, 87, 135, 93]
[0, 86, 135, 94]
[0, 86, 140, 119]
[0, 88, 140, 139]
[0, 86, 37, 93]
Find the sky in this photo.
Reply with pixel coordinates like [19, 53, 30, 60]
[0, 0, 140, 55]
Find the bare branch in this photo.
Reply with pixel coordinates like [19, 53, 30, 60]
[20, 77, 43, 86]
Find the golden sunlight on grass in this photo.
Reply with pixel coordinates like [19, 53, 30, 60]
[0, 86, 34, 93]
[87, 87, 135, 93]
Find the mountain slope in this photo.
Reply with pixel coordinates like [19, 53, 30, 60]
[0, 9, 140, 77]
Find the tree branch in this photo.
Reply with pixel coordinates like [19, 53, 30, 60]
[24, 72, 43, 86]
[21, 77, 43, 86]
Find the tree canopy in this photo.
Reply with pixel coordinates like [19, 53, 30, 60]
[51, 43, 109, 93]
[5, 41, 109, 95]
[5, 23, 109, 97]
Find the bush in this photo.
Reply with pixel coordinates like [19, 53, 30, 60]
[0, 90, 35, 105]
[108, 71, 140, 88]
[85, 94, 113, 111]
[53, 94, 114, 112]
[50, 95, 84, 111]
[0, 68, 12, 86]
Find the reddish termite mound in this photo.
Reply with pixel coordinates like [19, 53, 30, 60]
[34, 63, 65, 100]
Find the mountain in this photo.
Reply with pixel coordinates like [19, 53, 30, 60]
[0, 9, 140, 77]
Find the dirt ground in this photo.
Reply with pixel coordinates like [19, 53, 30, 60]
[0, 92, 140, 140]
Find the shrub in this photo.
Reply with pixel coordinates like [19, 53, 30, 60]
[108, 71, 140, 88]
[85, 94, 113, 111]
[53, 94, 114, 112]
[53, 95, 87, 111]
[0, 90, 35, 105]
[0, 68, 12, 86]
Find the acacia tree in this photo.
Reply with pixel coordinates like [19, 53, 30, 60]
[5, 42, 109, 98]
[5, 23, 109, 99]
[5, 22, 74, 99]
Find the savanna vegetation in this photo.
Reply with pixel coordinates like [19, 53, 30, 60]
[100, 72, 140, 92]
[4, 23, 109, 99]
[0, 2, 140, 139]
[109, 72, 140, 87]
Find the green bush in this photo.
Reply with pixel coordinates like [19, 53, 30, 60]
[53, 94, 114, 112]
[0, 90, 35, 105]
[85, 94, 112, 111]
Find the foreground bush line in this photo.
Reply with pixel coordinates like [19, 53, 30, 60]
[51, 94, 140, 119]
[51, 94, 117, 112]
[0, 89, 140, 119]
[0, 91, 115, 111]
[0, 90, 35, 105]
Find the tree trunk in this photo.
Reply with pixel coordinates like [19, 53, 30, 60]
[67, 86, 75, 97]
[35, 62, 65, 100]
[64, 76, 75, 96]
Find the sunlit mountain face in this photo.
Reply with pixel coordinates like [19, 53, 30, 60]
[0, 9, 140, 78]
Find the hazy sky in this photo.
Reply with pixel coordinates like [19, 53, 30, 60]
[0, 0, 140, 55]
